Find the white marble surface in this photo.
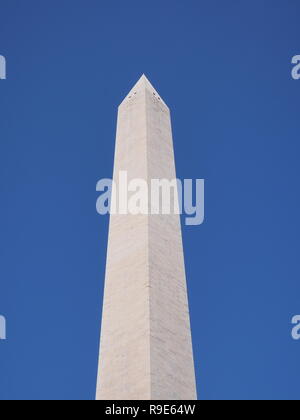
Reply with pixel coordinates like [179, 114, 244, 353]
[96, 75, 197, 400]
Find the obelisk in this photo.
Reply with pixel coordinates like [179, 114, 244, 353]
[96, 75, 197, 400]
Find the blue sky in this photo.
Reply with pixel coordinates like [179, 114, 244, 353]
[0, 0, 300, 400]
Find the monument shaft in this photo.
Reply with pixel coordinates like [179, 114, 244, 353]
[96, 75, 197, 400]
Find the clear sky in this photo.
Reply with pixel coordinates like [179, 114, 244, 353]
[0, 0, 299, 400]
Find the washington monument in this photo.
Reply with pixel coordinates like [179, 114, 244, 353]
[96, 75, 197, 400]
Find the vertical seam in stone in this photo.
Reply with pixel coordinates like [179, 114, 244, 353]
[144, 85, 152, 400]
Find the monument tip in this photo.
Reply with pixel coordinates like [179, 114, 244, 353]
[119, 74, 168, 108]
